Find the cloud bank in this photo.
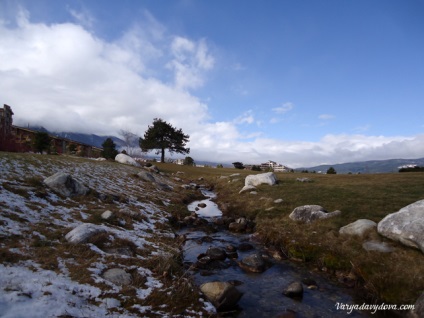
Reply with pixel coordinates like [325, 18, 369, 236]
[1, 7, 423, 168]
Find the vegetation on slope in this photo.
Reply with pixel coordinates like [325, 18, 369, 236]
[158, 163, 424, 307]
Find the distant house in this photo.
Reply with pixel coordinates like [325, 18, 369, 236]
[260, 160, 290, 172]
[0, 104, 102, 157]
[174, 158, 184, 165]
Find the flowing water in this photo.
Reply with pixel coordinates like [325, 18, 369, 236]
[180, 190, 367, 317]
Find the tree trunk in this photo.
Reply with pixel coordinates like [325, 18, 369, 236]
[161, 147, 165, 163]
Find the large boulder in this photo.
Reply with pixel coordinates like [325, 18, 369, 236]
[377, 200, 424, 253]
[339, 219, 377, 237]
[246, 172, 278, 187]
[115, 153, 139, 166]
[239, 172, 278, 193]
[200, 281, 243, 311]
[65, 223, 106, 244]
[44, 172, 88, 197]
[289, 205, 341, 224]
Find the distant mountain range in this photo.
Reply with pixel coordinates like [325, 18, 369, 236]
[27, 126, 424, 173]
[28, 126, 126, 148]
[298, 158, 424, 174]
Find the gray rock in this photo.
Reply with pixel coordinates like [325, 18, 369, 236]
[101, 210, 114, 220]
[362, 241, 394, 253]
[274, 198, 283, 204]
[115, 153, 139, 166]
[239, 172, 278, 193]
[239, 253, 266, 273]
[137, 171, 156, 182]
[65, 223, 106, 244]
[377, 199, 424, 253]
[339, 219, 377, 237]
[206, 247, 227, 261]
[289, 205, 341, 224]
[239, 185, 256, 194]
[44, 172, 88, 197]
[283, 281, 303, 298]
[200, 281, 243, 311]
[103, 268, 132, 286]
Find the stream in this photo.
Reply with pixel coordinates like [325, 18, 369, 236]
[180, 189, 367, 317]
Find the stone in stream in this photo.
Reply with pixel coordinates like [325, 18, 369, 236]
[238, 253, 267, 273]
[206, 247, 227, 261]
[283, 281, 304, 298]
[200, 281, 243, 311]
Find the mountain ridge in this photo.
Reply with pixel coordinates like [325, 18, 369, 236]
[298, 157, 424, 174]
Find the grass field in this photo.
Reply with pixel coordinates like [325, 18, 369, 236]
[158, 163, 424, 307]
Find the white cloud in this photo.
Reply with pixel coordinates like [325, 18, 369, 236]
[234, 110, 254, 125]
[318, 114, 335, 120]
[168, 36, 215, 90]
[272, 102, 294, 114]
[68, 7, 95, 29]
[0, 8, 210, 136]
[2, 7, 424, 168]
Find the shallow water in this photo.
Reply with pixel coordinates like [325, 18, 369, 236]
[181, 190, 366, 317]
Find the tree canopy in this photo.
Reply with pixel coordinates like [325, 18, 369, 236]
[183, 156, 195, 166]
[101, 138, 119, 159]
[33, 132, 50, 153]
[326, 167, 337, 174]
[139, 118, 190, 163]
[232, 162, 245, 169]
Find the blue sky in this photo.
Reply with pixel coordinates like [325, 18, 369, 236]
[1, 0, 424, 167]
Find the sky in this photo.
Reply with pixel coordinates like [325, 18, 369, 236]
[1, 0, 424, 168]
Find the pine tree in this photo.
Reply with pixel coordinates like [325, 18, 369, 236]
[139, 118, 190, 163]
[101, 138, 118, 159]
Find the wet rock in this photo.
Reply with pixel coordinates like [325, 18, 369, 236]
[283, 281, 303, 298]
[103, 268, 132, 286]
[238, 242, 254, 251]
[266, 246, 287, 260]
[239, 253, 267, 273]
[200, 281, 243, 311]
[226, 245, 237, 252]
[198, 203, 207, 208]
[44, 172, 88, 197]
[289, 205, 341, 224]
[206, 247, 227, 261]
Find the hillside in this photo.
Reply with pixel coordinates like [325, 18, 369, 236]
[299, 157, 424, 174]
[0, 153, 213, 317]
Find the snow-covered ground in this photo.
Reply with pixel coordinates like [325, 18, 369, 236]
[0, 153, 214, 317]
